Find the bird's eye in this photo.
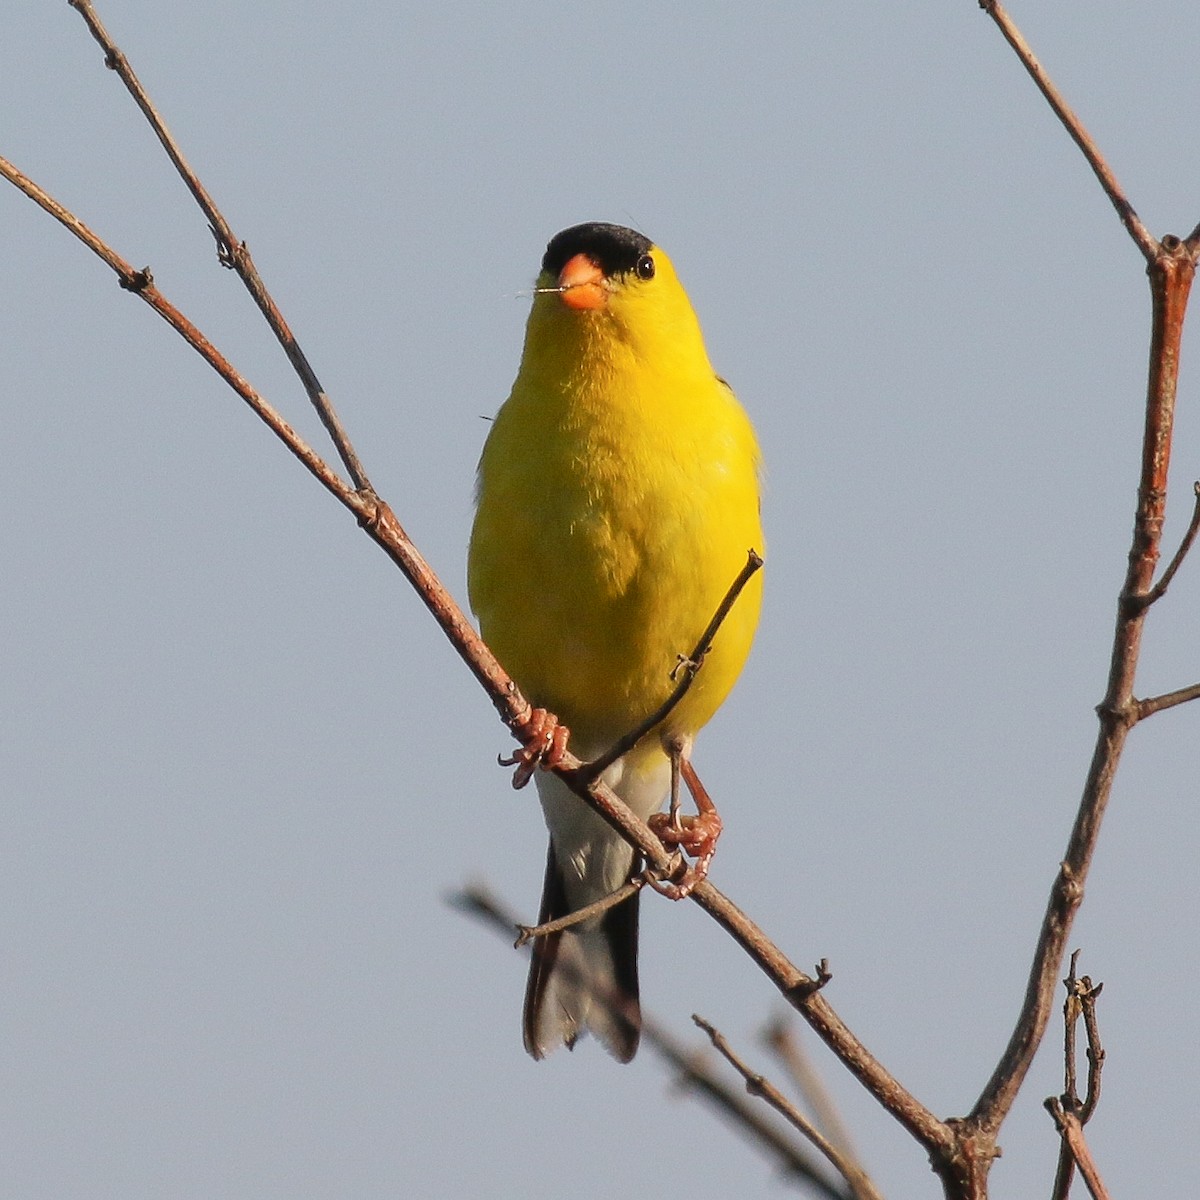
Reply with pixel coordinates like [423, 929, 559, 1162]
[635, 254, 655, 280]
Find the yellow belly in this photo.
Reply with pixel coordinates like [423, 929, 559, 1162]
[469, 368, 763, 755]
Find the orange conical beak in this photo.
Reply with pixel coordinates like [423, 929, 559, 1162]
[557, 253, 608, 310]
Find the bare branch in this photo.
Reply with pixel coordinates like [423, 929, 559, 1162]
[694, 1017, 884, 1200]
[67, 0, 371, 491]
[1049, 1126, 1075, 1200]
[978, 1, 1157, 261]
[1078, 984, 1105, 1126]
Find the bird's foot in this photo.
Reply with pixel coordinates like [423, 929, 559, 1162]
[498, 707, 570, 789]
[646, 757, 722, 899]
[646, 809, 722, 899]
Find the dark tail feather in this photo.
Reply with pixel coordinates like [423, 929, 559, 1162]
[523, 841, 641, 1061]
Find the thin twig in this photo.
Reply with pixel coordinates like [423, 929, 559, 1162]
[1044, 1101, 1112, 1200]
[1136, 681, 1200, 719]
[67, 0, 371, 492]
[763, 1020, 878, 1200]
[763, 1019, 865, 1181]
[451, 885, 849, 1199]
[978, 0, 1157, 262]
[694, 1017, 884, 1200]
[514, 879, 643, 947]
[582, 549, 763, 780]
[1077, 983, 1106, 1126]
[1143, 481, 1200, 604]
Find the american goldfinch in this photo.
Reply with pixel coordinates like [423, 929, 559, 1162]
[468, 222, 763, 1061]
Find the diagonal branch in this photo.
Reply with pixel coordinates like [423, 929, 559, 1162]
[0, 154, 348, 502]
[978, 0, 1157, 262]
[67, 0, 371, 492]
[694, 1017, 884, 1200]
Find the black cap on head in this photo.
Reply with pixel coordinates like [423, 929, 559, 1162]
[542, 222, 654, 279]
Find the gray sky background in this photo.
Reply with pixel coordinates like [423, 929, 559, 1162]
[4, 3, 1198, 1197]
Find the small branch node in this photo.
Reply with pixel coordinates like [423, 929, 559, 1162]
[353, 489, 388, 534]
[1055, 861, 1084, 906]
[786, 960, 832, 1002]
[210, 223, 238, 268]
[669, 651, 701, 682]
[1092, 696, 1139, 730]
[1044, 1095, 1068, 1129]
[118, 265, 153, 293]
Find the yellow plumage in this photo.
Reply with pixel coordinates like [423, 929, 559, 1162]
[468, 223, 763, 1060]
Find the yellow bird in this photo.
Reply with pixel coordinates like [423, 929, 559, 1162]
[468, 222, 763, 1061]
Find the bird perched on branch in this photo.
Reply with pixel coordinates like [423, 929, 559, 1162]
[468, 222, 763, 1061]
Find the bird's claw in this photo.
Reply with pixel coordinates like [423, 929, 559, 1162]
[646, 806, 723, 899]
[498, 707, 570, 789]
